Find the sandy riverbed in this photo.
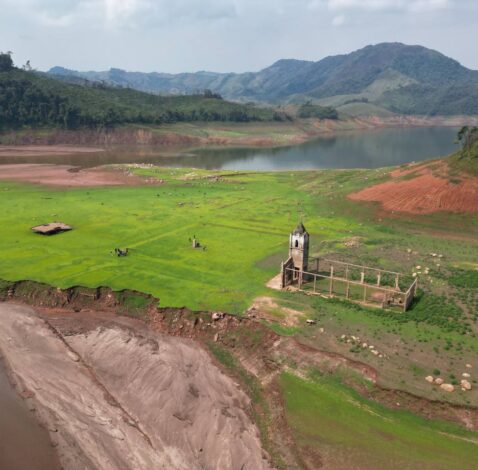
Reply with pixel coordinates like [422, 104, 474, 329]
[0, 304, 271, 470]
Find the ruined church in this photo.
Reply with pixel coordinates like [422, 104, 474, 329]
[280, 223, 417, 311]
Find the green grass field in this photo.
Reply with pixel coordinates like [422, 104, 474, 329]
[0, 168, 378, 312]
[281, 372, 478, 469]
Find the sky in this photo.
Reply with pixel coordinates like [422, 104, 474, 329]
[1, 0, 477, 73]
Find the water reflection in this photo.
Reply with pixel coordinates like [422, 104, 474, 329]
[0, 127, 458, 171]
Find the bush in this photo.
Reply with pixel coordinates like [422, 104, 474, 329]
[298, 102, 338, 120]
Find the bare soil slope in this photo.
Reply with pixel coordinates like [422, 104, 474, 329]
[0, 304, 271, 470]
[349, 161, 478, 214]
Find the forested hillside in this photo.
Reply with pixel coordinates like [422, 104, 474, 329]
[0, 54, 281, 130]
[49, 43, 478, 116]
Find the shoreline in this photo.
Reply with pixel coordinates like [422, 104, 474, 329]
[0, 119, 464, 187]
[1, 115, 477, 155]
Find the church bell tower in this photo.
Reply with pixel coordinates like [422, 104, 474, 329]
[289, 222, 309, 272]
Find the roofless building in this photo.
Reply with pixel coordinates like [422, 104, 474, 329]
[280, 223, 417, 311]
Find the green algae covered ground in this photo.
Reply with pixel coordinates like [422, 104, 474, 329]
[0, 168, 373, 312]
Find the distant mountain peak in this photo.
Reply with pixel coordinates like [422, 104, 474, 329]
[46, 43, 478, 115]
[48, 66, 75, 75]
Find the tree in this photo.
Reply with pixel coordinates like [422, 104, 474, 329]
[457, 126, 478, 150]
[0, 52, 14, 72]
[203, 89, 223, 100]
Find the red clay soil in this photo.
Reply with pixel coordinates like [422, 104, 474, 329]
[0, 163, 154, 187]
[349, 162, 478, 214]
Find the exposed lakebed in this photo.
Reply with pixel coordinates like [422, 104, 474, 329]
[0, 126, 458, 170]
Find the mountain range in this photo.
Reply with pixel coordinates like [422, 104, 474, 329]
[48, 43, 478, 116]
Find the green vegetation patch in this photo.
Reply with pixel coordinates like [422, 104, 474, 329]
[281, 372, 478, 470]
[0, 54, 280, 130]
[297, 102, 338, 120]
[440, 268, 478, 289]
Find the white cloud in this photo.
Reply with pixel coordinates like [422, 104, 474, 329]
[326, 0, 450, 11]
[3, 0, 456, 30]
[37, 12, 75, 27]
[1, 0, 476, 73]
[3, 0, 237, 29]
[332, 14, 346, 26]
[103, 0, 146, 27]
[408, 0, 449, 12]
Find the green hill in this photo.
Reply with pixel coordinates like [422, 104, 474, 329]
[49, 43, 478, 116]
[0, 55, 281, 130]
[450, 127, 478, 175]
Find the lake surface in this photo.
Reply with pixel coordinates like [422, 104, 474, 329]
[0, 127, 458, 170]
[192, 126, 458, 170]
[0, 358, 61, 470]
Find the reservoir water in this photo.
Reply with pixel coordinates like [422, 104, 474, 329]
[0, 126, 459, 170]
[192, 126, 459, 171]
[0, 358, 61, 470]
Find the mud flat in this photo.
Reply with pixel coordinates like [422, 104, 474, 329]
[0, 163, 152, 187]
[0, 303, 271, 470]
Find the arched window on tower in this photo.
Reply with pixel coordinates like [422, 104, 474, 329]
[295, 240, 299, 248]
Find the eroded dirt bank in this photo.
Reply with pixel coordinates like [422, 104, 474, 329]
[0, 303, 271, 470]
[349, 160, 478, 214]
